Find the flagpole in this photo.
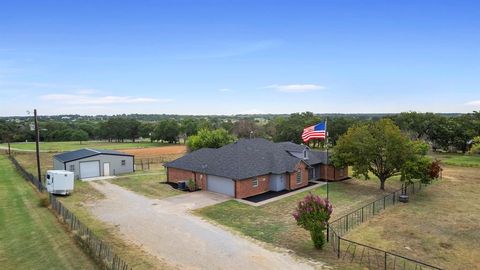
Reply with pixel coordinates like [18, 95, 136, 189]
[325, 118, 329, 201]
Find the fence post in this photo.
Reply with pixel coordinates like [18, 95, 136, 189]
[373, 201, 375, 216]
[361, 207, 364, 222]
[383, 196, 386, 210]
[346, 215, 349, 232]
[337, 236, 341, 258]
[326, 225, 329, 242]
[384, 252, 387, 270]
[393, 191, 395, 205]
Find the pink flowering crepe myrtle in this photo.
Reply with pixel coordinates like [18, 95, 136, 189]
[292, 193, 333, 249]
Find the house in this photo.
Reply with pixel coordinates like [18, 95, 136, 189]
[53, 148, 134, 179]
[164, 138, 348, 198]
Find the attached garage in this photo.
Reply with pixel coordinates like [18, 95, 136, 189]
[79, 161, 100, 179]
[207, 175, 235, 197]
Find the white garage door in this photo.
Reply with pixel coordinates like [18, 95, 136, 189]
[80, 161, 100, 179]
[207, 175, 235, 197]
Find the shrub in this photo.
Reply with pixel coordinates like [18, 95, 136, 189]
[293, 193, 333, 249]
[38, 194, 50, 207]
[187, 179, 196, 191]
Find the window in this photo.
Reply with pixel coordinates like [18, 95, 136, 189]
[296, 169, 302, 184]
[121, 160, 126, 166]
[252, 177, 259, 187]
[339, 168, 344, 177]
[69, 164, 75, 171]
[303, 150, 308, 159]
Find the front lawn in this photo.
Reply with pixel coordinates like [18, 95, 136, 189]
[109, 168, 182, 199]
[195, 178, 402, 269]
[345, 166, 480, 269]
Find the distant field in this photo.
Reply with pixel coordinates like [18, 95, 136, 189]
[0, 155, 97, 270]
[429, 152, 480, 167]
[0, 141, 173, 152]
[346, 166, 480, 269]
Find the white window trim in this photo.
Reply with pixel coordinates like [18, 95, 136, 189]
[252, 177, 259, 187]
[296, 169, 302, 184]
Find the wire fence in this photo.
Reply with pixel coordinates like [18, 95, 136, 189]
[134, 158, 165, 171]
[7, 154, 132, 270]
[327, 181, 442, 270]
[329, 181, 427, 236]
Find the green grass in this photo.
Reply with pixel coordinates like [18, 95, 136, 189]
[195, 178, 402, 269]
[0, 155, 97, 270]
[109, 168, 182, 199]
[1, 141, 170, 152]
[346, 166, 480, 269]
[429, 152, 480, 167]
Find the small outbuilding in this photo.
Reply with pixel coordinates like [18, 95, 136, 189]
[53, 148, 134, 180]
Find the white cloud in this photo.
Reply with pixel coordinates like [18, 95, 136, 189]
[466, 100, 480, 106]
[40, 93, 171, 105]
[75, 88, 97, 95]
[218, 88, 231, 92]
[266, 84, 325, 93]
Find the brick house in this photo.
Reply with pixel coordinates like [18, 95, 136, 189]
[164, 138, 348, 199]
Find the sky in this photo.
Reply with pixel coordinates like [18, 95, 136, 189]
[0, 0, 479, 116]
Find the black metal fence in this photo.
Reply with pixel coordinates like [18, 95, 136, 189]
[327, 181, 442, 270]
[329, 181, 427, 236]
[7, 154, 132, 270]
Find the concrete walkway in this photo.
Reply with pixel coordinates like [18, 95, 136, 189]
[89, 181, 325, 270]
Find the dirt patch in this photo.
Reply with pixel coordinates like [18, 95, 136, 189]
[120, 145, 187, 159]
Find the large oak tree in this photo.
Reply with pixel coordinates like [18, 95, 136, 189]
[332, 119, 428, 190]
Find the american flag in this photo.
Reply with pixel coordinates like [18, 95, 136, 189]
[302, 121, 327, 142]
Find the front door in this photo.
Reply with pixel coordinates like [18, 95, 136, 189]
[103, 163, 110, 176]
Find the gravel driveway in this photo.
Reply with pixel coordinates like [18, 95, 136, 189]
[89, 181, 324, 270]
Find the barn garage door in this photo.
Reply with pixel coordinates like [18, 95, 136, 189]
[80, 161, 100, 179]
[207, 175, 235, 197]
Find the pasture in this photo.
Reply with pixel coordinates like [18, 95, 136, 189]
[345, 165, 480, 269]
[430, 152, 480, 167]
[0, 155, 97, 270]
[0, 140, 174, 152]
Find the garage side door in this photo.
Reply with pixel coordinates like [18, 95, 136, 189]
[80, 161, 100, 179]
[207, 175, 235, 197]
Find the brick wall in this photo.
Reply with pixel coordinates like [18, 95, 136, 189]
[319, 164, 349, 181]
[167, 167, 194, 183]
[194, 172, 207, 190]
[235, 174, 270, 199]
[287, 162, 309, 190]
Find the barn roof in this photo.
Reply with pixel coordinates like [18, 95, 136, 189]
[165, 138, 329, 180]
[54, 148, 133, 163]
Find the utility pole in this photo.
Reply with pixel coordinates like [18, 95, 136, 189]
[34, 109, 42, 189]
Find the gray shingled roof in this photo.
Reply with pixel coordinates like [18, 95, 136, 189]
[165, 138, 329, 180]
[54, 148, 133, 163]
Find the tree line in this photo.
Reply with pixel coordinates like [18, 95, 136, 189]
[1, 112, 479, 154]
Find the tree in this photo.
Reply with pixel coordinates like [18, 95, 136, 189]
[470, 136, 480, 154]
[70, 130, 89, 144]
[152, 119, 180, 143]
[332, 119, 427, 190]
[187, 128, 236, 151]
